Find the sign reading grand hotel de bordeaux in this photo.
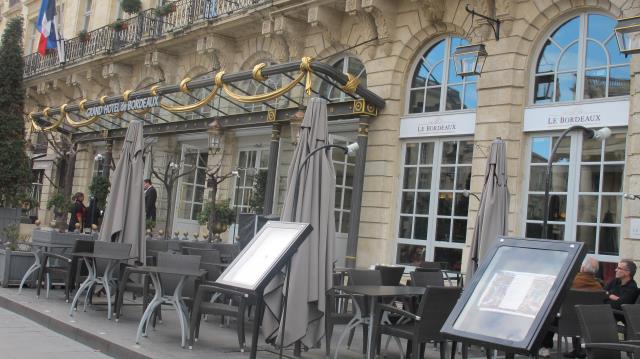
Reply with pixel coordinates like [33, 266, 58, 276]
[85, 96, 160, 117]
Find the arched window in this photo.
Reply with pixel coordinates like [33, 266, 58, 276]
[533, 13, 630, 104]
[408, 36, 477, 114]
[319, 56, 367, 101]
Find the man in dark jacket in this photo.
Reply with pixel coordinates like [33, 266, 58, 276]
[144, 179, 157, 221]
[605, 259, 638, 310]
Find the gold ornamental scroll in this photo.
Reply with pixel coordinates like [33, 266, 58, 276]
[218, 57, 314, 103]
[29, 107, 65, 132]
[156, 76, 221, 113]
[63, 101, 101, 128]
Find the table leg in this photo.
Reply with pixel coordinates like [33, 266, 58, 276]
[82, 258, 97, 312]
[170, 275, 188, 348]
[18, 247, 41, 294]
[367, 296, 375, 359]
[137, 272, 163, 343]
[101, 259, 116, 320]
[69, 257, 96, 317]
[249, 296, 264, 359]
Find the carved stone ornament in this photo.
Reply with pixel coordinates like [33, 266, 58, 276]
[413, 0, 445, 25]
[362, 0, 397, 41]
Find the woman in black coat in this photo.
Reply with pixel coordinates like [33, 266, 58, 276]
[68, 192, 86, 232]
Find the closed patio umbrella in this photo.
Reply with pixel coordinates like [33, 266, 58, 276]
[262, 97, 336, 348]
[98, 120, 146, 264]
[466, 138, 509, 280]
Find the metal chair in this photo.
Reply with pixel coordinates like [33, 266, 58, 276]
[623, 304, 640, 340]
[373, 286, 462, 359]
[554, 290, 607, 355]
[189, 281, 249, 351]
[410, 270, 445, 287]
[374, 265, 405, 286]
[36, 239, 94, 301]
[146, 239, 169, 265]
[576, 304, 640, 359]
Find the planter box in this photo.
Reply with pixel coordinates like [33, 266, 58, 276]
[31, 229, 96, 246]
[0, 208, 21, 240]
[0, 248, 34, 287]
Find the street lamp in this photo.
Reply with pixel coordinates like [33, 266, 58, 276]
[207, 120, 223, 152]
[615, 16, 640, 55]
[453, 44, 488, 78]
[463, 189, 481, 202]
[289, 109, 304, 145]
[541, 126, 612, 239]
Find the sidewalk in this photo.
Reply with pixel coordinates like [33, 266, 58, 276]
[0, 306, 111, 359]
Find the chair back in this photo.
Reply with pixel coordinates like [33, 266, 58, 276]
[558, 289, 606, 338]
[157, 252, 201, 297]
[575, 304, 622, 359]
[374, 265, 405, 286]
[93, 242, 132, 275]
[415, 261, 446, 272]
[348, 270, 382, 286]
[210, 243, 241, 263]
[73, 239, 95, 253]
[410, 270, 444, 287]
[623, 304, 640, 340]
[146, 240, 168, 266]
[199, 261, 222, 282]
[416, 286, 461, 340]
[182, 247, 222, 264]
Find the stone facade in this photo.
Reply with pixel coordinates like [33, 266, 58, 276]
[9, 0, 640, 276]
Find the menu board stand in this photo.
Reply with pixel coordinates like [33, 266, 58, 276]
[209, 221, 313, 359]
[441, 237, 585, 357]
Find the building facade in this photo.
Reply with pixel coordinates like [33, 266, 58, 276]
[9, 0, 640, 279]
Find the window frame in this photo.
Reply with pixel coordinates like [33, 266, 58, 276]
[405, 36, 478, 115]
[521, 130, 626, 263]
[331, 134, 356, 235]
[82, 0, 93, 32]
[232, 147, 269, 214]
[394, 137, 474, 269]
[529, 11, 631, 106]
[319, 55, 367, 102]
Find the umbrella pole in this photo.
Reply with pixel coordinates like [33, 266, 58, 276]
[278, 261, 293, 358]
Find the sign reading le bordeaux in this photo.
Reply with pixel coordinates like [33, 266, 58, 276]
[85, 96, 160, 117]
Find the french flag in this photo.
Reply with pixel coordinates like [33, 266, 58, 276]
[36, 0, 63, 60]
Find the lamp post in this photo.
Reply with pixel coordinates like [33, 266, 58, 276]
[462, 189, 481, 202]
[452, 4, 500, 78]
[279, 141, 358, 359]
[541, 126, 612, 239]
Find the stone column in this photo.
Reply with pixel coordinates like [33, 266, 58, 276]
[103, 140, 113, 178]
[622, 52, 640, 270]
[263, 123, 281, 215]
[346, 119, 369, 268]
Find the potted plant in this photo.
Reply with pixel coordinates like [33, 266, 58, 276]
[121, 0, 142, 15]
[154, 2, 177, 17]
[78, 30, 91, 42]
[0, 224, 34, 287]
[197, 199, 236, 240]
[249, 170, 267, 214]
[46, 191, 70, 231]
[110, 19, 129, 31]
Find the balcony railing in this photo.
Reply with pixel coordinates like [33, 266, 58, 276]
[23, 0, 268, 78]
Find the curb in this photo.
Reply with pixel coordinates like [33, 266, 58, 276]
[0, 294, 151, 359]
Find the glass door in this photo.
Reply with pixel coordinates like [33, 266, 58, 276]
[172, 144, 208, 237]
[396, 139, 473, 271]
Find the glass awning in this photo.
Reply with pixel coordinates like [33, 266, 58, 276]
[27, 58, 385, 142]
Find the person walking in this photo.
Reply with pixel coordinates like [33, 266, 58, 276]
[144, 179, 157, 221]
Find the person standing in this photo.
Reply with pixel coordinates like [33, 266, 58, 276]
[68, 192, 86, 232]
[144, 179, 157, 221]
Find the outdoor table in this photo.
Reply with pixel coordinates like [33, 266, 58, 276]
[18, 242, 74, 294]
[133, 266, 206, 348]
[334, 285, 425, 359]
[68, 252, 135, 320]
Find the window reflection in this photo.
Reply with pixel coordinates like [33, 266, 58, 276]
[533, 14, 630, 104]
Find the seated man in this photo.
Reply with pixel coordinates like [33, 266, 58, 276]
[563, 256, 603, 358]
[605, 259, 638, 310]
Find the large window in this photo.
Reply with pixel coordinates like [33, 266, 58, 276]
[396, 139, 473, 270]
[332, 136, 355, 234]
[234, 149, 269, 213]
[408, 37, 477, 114]
[82, 0, 93, 32]
[533, 13, 630, 104]
[524, 133, 626, 260]
[176, 148, 208, 221]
